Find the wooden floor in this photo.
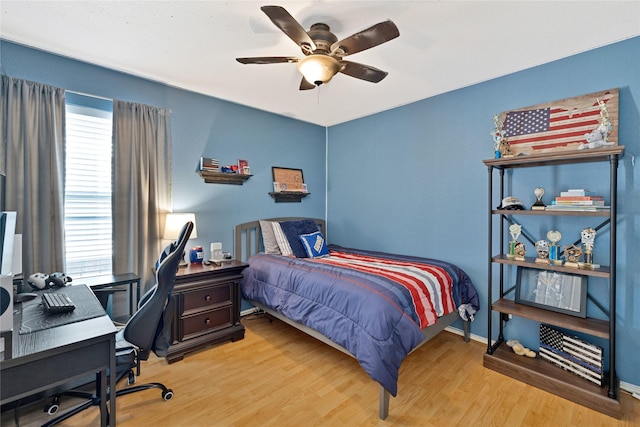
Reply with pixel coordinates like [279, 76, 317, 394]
[4, 314, 639, 426]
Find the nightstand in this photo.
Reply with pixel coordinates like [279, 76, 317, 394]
[165, 260, 248, 363]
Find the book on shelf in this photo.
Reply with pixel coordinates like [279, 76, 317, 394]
[552, 200, 605, 206]
[560, 189, 595, 197]
[554, 196, 603, 201]
[545, 204, 610, 211]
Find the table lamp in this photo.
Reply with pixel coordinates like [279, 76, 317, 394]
[163, 213, 197, 267]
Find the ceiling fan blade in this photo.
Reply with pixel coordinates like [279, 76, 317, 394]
[261, 6, 316, 53]
[236, 56, 299, 65]
[331, 20, 399, 56]
[339, 61, 388, 83]
[299, 77, 316, 90]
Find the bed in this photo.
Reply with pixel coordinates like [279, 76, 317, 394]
[234, 217, 479, 419]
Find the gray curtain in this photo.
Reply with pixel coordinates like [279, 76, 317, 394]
[112, 100, 172, 292]
[0, 76, 66, 278]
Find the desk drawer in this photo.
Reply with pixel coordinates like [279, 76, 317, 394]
[182, 284, 232, 312]
[181, 306, 233, 339]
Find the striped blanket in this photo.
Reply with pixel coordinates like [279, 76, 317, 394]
[313, 250, 456, 328]
[241, 245, 478, 396]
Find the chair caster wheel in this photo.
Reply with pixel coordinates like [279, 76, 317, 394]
[162, 389, 174, 401]
[128, 371, 136, 385]
[44, 400, 59, 415]
[44, 396, 60, 415]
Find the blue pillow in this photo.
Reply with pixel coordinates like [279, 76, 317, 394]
[299, 231, 330, 258]
[279, 219, 320, 258]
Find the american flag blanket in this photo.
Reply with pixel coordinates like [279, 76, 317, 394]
[241, 245, 478, 396]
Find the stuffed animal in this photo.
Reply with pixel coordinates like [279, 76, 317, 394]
[579, 123, 615, 150]
[506, 339, 536, 358]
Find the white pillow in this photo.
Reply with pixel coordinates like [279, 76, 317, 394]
[272, 222, 293, 256]
[259, 220, 281, 255]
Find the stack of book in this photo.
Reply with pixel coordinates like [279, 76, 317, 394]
[546, 189, 609, 211]
[199, 157, 220, 172]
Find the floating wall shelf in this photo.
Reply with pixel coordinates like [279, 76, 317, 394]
[269, 192, 310, 203]
[198, 170, 251, 185]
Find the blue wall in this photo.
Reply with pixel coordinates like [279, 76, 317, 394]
[327, 36, 640, 387]
[2, 36, 639, 387]
[0, 40, 327, 255]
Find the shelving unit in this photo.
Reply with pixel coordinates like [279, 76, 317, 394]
[483, 146, 624, 419]
[198, 170, 252, 185]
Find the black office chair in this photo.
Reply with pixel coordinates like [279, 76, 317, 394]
[43, 221, 194, 426]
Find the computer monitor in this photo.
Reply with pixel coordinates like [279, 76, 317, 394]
[0, 211, 17, 276]
[1, 212, 17, 344]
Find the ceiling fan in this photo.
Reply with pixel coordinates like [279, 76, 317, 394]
[236, 5, 400, 90]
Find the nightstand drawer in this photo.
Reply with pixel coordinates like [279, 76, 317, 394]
[182, 284, 231, 312]
[181, 306, 233, 339]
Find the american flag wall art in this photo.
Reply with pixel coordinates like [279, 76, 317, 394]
[499, 88, 618, 155]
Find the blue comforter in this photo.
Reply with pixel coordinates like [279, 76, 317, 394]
[241, 245, 479, 396]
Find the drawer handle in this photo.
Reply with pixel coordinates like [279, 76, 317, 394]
[205, 295, 211, 301]
[204, 318, 211, 325]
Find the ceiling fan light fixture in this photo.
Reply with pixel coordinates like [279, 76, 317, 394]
[297, 54, 340, 86]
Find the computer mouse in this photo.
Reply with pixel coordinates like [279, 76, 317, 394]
[14, 292, 38, 303]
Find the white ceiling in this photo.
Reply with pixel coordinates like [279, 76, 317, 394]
[1, 1, 639, 126]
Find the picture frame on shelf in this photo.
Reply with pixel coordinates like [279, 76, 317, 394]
[271, 167, 305, 192]
[515, 267, 587, 317]
[237, 159, 250, 175]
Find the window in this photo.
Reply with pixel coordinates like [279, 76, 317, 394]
[64, 95, 113, 278]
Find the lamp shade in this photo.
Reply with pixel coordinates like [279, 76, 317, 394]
[297, 54, 340, 86]
[164, 213, 197, 240]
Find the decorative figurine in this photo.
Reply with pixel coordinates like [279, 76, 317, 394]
[563, 244, 582, 268]
[531, 187, 546, 210]
[580, 227, 599, 269]
[547, 230, 563, 266]
[508, 223, 524, 260]
[491, 114, 514, 158]
[579, 98, 615, 150]
[535, 239, 550, 264]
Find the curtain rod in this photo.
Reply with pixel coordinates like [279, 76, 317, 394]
[66, 89, 113, 102]
[66, 89, 172, 113]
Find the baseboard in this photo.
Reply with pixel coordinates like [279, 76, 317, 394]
[621, 381, 640, 396]
[445, 325, 487, 344]
[241, 307, 260, 317]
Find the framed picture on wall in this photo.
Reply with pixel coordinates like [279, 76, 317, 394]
[515, 267, 587, 317]
[271, 167, 305, 192]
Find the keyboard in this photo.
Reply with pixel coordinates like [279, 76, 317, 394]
[42, 293, 76, 314]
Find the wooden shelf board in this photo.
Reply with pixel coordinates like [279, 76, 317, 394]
[483, 146, 624, 169]
[492, 298, 609, 338]
[492, 255, 610, 278]
[268, 192, 310, 202]
[484, 343, 621, 419]
[493, 209, 610, 217]
[198, 170, 252, 185]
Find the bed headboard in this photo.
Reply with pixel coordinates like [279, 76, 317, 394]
[234, 217, 326, 262]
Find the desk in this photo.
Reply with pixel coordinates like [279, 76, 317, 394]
[0, 285, 117, 426]
[81, 273, 140, 322]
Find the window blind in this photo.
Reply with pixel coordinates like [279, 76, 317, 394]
[64, 103, 113, 278]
